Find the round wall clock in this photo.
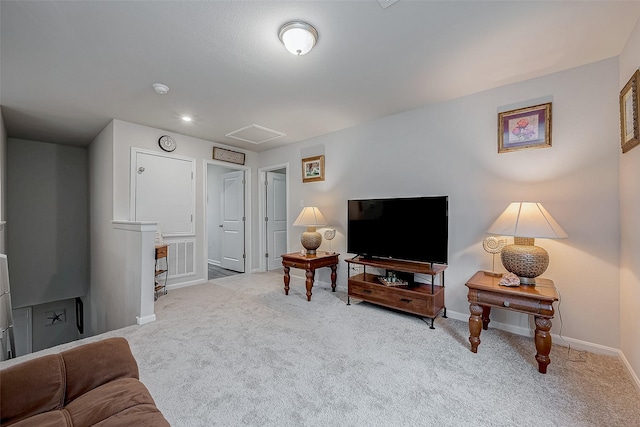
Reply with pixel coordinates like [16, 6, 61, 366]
[158, 135, 177, 152]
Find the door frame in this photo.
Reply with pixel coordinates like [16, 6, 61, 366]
[258, 163, 290, 272]
[203, 159, 252, 276]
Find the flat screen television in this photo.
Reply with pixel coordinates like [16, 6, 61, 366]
[347, 196, 448, 265]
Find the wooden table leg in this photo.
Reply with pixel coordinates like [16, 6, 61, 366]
[283, 266, 290, 295]
[305, 269, 314, 301]
[330, 264, 337, 292]
[482, 306, 491, 330]
[534, 316, 552, 374]
[469, 303, 483, 353]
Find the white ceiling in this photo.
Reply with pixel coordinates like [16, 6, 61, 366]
[2, 1, 639, 152]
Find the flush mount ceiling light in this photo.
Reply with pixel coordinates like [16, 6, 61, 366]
[181, 116, 192, 122]
[152, 83, 169, 95]
[278, 21, 318, 55]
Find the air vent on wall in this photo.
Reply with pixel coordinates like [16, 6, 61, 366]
[226, 124, 286, 144]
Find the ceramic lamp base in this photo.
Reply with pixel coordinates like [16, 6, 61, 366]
[301, 227, 322, 255]
[500, 237, 549, 285]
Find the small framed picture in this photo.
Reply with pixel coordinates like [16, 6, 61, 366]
[620, 70, 639, 154]
[301, 155, 325, 183]
[213, 147, 245, 165]
[498, 103, 552, 153]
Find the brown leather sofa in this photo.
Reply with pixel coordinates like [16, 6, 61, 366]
[0, 337, 169, 426]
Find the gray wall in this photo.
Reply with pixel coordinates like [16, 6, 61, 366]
[7, 139, 89, 307]
[0, 111, 6, 253]
[618, 18, 640, 387]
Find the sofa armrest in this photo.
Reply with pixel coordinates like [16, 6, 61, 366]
[0, 354, 66, 426]
[61, 337, 139, 405]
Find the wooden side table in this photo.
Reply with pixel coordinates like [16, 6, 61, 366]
[281, 252, 339, 301]
[465, 271, 559, 373]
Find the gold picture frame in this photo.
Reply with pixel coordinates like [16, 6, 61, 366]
[498, 103, 552, 153]
[302, 155, 325, 183]
[620, 69, 639, 154]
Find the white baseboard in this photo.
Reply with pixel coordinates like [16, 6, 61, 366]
[447, 309, 640, 387]
[208, 259, 220, 266]
[445, 310, 533, 337]
[136, 314, 156, 325]
[166, 278, 207, 291]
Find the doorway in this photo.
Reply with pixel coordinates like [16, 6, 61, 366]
[259, 164, 289, 271]
[206, 162, 250, 279]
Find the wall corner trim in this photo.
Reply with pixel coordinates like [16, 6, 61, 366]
[620, 351, 640, 393]
[136, 314, 157, 325]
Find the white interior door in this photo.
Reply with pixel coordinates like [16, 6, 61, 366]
[134, 150, 194, 235]
[221, 170, 245, 272]
[266, 171, 287, 271]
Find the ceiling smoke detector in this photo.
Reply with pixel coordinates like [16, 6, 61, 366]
[152, 83, 170, 95]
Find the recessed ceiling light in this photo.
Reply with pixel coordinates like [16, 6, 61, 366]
[181, 116, 192, 122]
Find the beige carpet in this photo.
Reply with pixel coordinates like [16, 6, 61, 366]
[3, 272, 640, 426]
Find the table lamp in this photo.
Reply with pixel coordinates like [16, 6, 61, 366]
[293, 207, 328, 255]
[486, 202, 567, 285]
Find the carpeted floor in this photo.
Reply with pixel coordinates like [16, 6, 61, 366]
[3, 272, 640, 426]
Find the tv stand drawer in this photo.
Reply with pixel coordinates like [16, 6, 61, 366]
[348, 275, 444, 318]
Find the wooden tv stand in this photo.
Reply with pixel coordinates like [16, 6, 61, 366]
[346, 256, 447, 328]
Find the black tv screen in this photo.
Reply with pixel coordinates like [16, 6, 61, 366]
[347, 196, 448, 264]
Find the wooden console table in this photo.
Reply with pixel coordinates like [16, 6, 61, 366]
[465, 271, 559, 373]
[346, 256, 446, 329]
[154, 244, 169, 300]
[281, 252, 339, 301]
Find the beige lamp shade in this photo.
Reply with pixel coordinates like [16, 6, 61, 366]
[293, 207, 328, 255]
[486, 202, 567, 239]
[487, 202, 567, 285]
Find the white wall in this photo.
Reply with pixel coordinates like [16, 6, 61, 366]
[259, 58, 621, 351]
[618, 17, 640, 387]
[111, 120, 258, 285]
[89, 121, 159, 334]
[88, 122, 114, 335]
